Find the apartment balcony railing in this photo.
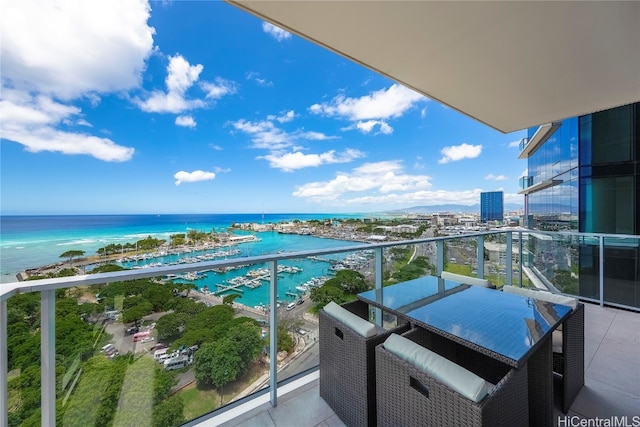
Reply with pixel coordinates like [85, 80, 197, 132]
[1, 230, 639, 426]
[518, 121, 562, 160]
[519, 175, 533, 190]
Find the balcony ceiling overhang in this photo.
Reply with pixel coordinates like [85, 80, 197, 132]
[227, 1, 640, 133]
[519, 179, 562, 195]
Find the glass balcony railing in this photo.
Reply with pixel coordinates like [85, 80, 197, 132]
[1, 230, 639, 426]
[519, 175, 533, 190]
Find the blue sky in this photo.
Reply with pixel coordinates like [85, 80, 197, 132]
[0, 0, 526, 215]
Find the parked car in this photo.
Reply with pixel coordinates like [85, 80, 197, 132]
[125, 326, 139, 335]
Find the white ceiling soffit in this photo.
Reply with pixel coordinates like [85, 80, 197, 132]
[228, 1, 640, 133]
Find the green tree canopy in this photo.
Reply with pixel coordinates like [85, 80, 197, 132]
[326, 269, 368, 294]
[156, 312, 188, 343]
[222, 293, 240, 305]
[152, 396, 185, 427]
[122, 301, 153, 324]
[226, 322, 262, 371]
[59, 250, 85, 266]
[91, 264, 127, 274]
[194, 339, 241, 388]
[310, 284, 347, 311]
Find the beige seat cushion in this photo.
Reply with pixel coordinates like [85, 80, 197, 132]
[441, 271, 491, 288]
[323, 301, 377, 338]
[502, 285, 578, 309]
[552, 330, 563, 353]
[384, 333, 491, 403]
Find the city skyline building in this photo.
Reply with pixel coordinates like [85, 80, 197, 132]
[480, 191, 504, 223]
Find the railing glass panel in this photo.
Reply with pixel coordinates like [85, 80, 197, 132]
[442, 235, 482, 278]
[3, 231, 640, 426]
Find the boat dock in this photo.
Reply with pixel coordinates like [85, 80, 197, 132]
[213, 283, 245, 296]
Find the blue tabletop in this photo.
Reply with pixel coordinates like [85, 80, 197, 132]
[358, 276, 572, 364]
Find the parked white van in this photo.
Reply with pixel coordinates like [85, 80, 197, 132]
[286, 302, 296, 311]
[101, 343, 115, 353]
[153, 348, 168, 361]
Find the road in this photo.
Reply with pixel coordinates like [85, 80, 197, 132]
[278, 340, 319, 381]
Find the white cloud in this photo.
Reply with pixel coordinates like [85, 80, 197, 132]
[297, 131, 338, 141]
[76, 119, 93, 127]
[201, 77, 238, 99]
[421, 107, 427, 119]
[231, 119, 291, 150]
[246, 71, 273, 87]
[135, 54, 206, 113]
[260, 149, 364, 172]
[231, 116, 338, 150]
[0, 0, 154, 99]
[267, 110, 295, 123]
[438, 143, 482, 164]
[298, 186, 518, 209]
[293, 160, 431, 201]
[174, 170, 216, 185]
[342, 189, 485, 207]
[309, 84, 425, 121]
[0, 0, 151, 161]
[485, 174, 508, 181]
[508, 139, 521, 148]
[262, 22, 291, 41]
[175, 115, 196, 128]
[343, 120, 394, 135]
[0, 90, 134, 161]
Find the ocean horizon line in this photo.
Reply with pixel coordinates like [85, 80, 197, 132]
[0, 212, 379, 217]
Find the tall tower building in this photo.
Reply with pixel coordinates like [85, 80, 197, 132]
[480, 191, 504, 223]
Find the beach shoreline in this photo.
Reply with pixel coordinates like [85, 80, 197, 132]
[12, 218, 389, 282]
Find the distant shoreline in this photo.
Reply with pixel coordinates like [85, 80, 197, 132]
[13, 219, 383, 281]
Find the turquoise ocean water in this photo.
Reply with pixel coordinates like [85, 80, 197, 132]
[0, 214, 364, 307]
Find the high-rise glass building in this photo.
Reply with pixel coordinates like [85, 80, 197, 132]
[480, 191, 504, 222]
[519, 102, 640, 308]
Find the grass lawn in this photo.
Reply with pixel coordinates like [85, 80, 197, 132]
[179, 362, 268, 421]
[181, 384, 219, 421]
[445, 263, 473, 275]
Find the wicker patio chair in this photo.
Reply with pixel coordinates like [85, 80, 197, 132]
[502, 285, 585, 414]
[553, 302, 585, 413]
[375, 327, 529, 427]
[319, 300, 408, 427]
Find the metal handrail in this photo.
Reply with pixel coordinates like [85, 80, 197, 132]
[2, 229, 639, 426]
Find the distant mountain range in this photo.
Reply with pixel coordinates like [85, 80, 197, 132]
[384, 204, 524, 214]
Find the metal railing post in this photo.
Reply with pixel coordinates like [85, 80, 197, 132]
[518, 231, 523, 287]
[1, 298, 7, 427]
[41, 289, 56, 426]
[599, 236, 605, 307]
[477, 235, 485, 279]
[269, 260, 278, 406]
[436, 240, 444, 275]
[506, 231, 513, 286]
[374, 247, 383, 326]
